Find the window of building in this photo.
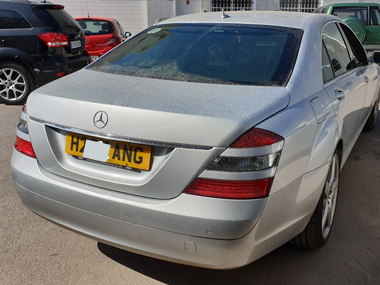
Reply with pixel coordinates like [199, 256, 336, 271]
[280, 0, 319, 13]
[211, 0, 254, 12]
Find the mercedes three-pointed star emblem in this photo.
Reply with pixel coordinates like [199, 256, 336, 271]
[93, 111, 108, 129]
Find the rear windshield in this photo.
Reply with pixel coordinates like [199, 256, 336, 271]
[32, 7, 82, 33]
[77, 20, 114, 36]
[88, 24, 303, 86]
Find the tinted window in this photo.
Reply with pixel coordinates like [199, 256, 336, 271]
[322, 43, 334, 83]
[116, 21, 124, 36]
[89, 24, 303, 86]
[369, 7, 380, 25]
[332, 7, 368, 25]
[0, 9, 31, 29]
[323, 23, 351, 77]
[77, 20, 114, 35]
[339, 23, 368, 67]
[32, 7, 81, 33]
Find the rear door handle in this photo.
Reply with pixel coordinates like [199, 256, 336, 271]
[334, 88, 346, 101]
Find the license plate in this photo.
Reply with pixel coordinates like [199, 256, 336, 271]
[70, 40, 81, 49]
[90, 55, 98, 62]
[65, 132, 152, 171]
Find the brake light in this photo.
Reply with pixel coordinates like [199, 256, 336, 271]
[185, 178, 273, 199]
[231, 128, 284, 148]
[38, 33, 69, 47]
[184, 127, 284, 199]
[15, 137, 36, 158]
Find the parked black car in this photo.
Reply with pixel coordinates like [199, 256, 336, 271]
[0, 0, 90, 104]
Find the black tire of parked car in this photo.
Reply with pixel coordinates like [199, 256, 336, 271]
[291, 148, 341, 249]
[363, 97, 379, 131]
[0, 62, 35, 105]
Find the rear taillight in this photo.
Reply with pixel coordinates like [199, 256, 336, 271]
[231, 128, 284, 148]
[184, 128, 284, 200]
[17, 104, 28, 134]
[185, 178, 273, 199]
[15, 137, 36, 158]
[38, 33, 69, 47]
[107, 37, 120, 47]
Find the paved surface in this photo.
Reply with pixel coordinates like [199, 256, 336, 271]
[1, 103, 380, 285]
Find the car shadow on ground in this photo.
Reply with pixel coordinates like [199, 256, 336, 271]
[97, 242, 317, 284]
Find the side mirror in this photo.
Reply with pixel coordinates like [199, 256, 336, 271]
[372, 50, 380, 64]
[125, 32, 132, 38]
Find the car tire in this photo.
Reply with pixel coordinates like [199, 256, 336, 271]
[292, 150, 340, 249]
[343, 17, 366, 43]
[0, 62, 35, 105]
[363, 98, 379, 131]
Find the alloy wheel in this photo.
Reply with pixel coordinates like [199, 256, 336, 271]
[0, 68, 27, 102]
[321, 153, 340, 239]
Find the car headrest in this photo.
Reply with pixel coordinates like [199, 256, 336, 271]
[79, 22, 87, 29]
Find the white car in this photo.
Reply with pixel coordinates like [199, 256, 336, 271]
[11, 11, 380, 269]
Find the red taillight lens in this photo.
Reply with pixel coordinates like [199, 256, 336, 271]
[231, 128, 284, 148]
[184, 177, 273, 199]
[15, 137, 36, 158]
[38, 33, 69, 47]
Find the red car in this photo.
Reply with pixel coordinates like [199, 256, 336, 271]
[75, 17, 130, 62]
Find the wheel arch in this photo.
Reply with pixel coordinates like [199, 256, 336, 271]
[0, 48, 38, 86]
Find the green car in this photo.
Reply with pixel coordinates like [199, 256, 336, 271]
[314, 3, 380, 54]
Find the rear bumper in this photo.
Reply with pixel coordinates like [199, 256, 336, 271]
[11, 147, 328, 269]
[32, 52, 90, 87]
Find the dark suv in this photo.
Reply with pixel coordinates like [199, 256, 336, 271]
[0, 0, 90, 104]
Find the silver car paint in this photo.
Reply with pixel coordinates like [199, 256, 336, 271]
[12, 150, 329, 269]
[11, 11, 380, 269]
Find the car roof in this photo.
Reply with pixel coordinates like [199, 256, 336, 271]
[321, 3, 380, 8]
[75, 17, 116, 22]
[0, 0, 54, 4]
[158, 11, 338, 30]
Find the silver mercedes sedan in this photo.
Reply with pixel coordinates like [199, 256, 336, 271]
[11, 11, 380, 269]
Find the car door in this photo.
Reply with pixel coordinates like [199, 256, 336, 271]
[365, 6, 380, 50]
[0, 9, 37, 54]
[322, 22, 369, 154]
[339, 22, 379, 126]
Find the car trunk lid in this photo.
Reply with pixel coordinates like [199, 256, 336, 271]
[26, 69, 289, 199]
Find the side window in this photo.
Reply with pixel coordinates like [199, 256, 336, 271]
[338, 23, 368, 67]
[322, 23, 351, 77]
[369, 7, 380, 26]
[0, 9, 31, 29]
[116, 21, 124, 36]
[332, 7, 368, 25]
[322, 43, 334, 83]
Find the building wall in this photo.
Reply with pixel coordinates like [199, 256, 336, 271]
[61, 0, 376, 37]
[147, 0, 174, 27]
[60, 0, 147, 36]
[256, 0, 280, 11]
[175, 0, 208, 16]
